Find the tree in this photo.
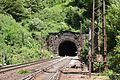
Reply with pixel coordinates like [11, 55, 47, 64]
[0, 0, 28, 21]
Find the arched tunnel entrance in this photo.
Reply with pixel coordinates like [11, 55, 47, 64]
[58, 40, 77, 56]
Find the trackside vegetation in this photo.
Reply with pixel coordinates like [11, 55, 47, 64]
[0, 0, 119, 78]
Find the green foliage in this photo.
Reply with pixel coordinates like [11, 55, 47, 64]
[0, 0, 119, 75]
[106, 0, 120, 50]
[106, 0, 120, 74]
[65, 6, 84, 29]
[29, 18, 46, 31]
[35, 2, 85, 32]
[23, 0, 70, 13]
[80, 38, 89, 63]
[108, 34, 120, 73]
[17, 69, 31, 74]
[0, 0, 29, 21]
[114, 34, 120, 53]
[103, 70, 114, 76]
[42, 49, 54, 59]
[103, 70, 120, 80]
[107, 0, 120, 32]
[0, 14, 41, 64]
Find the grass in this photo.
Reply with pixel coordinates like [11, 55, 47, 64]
[17, 69, 31, 74]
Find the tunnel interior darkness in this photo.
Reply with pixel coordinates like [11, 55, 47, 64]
[58, 40, 77, 56]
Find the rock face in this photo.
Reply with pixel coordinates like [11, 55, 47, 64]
[46, 30, 86, 56]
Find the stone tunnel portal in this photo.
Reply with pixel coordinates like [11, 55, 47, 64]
[58, 40, 77, 56]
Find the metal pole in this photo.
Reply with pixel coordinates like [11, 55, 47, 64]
[96, 0, 101, 55]
[80, 21, 83, 52]
[102, 0, 108, 71]
[96, 0, 101, 73]
[91, 0, 95, 72]
[98, 29, 101, 73]
[88, 28, 92, 78]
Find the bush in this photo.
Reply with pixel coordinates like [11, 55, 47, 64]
[0, 0, 29, 21]
[103, 70, 120, 80]
[0, 14, 41, 64]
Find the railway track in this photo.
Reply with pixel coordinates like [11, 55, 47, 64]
[22, 56, 89, 80]
[0, 57, 61, 80]
[0, 59, 48, 73]
[48, 61, 70, 80]
[0, 57, 60, 73]
[45, 57, 70, 80]
[21, 57, 71, 80]
[0, 56, 94, 80]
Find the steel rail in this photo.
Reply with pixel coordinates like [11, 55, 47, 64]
[0, 58, 58, 73]
[48, 58, 71, 80]
[21, 57, 70, 80]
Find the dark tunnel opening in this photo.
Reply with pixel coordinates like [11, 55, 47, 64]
[58, 41, 77, 56]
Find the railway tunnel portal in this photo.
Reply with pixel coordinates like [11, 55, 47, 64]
[47, 31, 85, 57]
[59, 40, 77, 56]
